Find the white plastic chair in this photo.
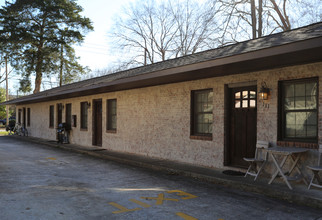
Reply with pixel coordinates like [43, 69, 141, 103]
[307, 145, 322, 190]
[243, 140, 270, 181]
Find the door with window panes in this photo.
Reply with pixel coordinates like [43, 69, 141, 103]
[229, 86, 257, 168]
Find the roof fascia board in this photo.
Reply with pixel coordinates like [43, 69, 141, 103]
[4, 36, 322, 105]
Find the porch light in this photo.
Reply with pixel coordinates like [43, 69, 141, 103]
[259, 82, 270, 100]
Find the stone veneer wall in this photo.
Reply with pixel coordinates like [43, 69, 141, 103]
[16, 62, 322, 169]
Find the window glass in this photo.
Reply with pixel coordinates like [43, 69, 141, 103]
[242, 91, 248, 98]
[284, 97, 295, 110]
[192, 89, 213, 136]
[249, 91, 256, 99]
[27, 108, 30, 126]
[80, 102, 88, 129]
[49, 105, 54, 128]
[285, 84, 294, 97]
[242, 100, 248, 108]
[107, 99, 117, 130]
[234, 90, 256, 109]
[18, 109, 22, 124]
[306, 82, 317, 109]
[235, 92, 241, 99]
[280, 78, 318, 141]
[250, 100, 256, 108]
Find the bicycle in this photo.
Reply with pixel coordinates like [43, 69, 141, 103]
[8, 123, 18, 135]
[19, 123, 29, 137]
[8, 123, 28, 136]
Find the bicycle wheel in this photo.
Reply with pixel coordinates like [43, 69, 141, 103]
[18, 128, 22, 136]
[24, 128, 29, 137]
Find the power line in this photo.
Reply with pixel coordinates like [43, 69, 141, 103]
[75, 48, 110, 56]
[80, 42, 110, 49]
[79, 45, 109, 51]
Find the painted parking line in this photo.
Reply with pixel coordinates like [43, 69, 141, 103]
[141, 193, 179, 205]
[129, 199, 152, 208]
[109, 189, 201, 218]
[167, 190, 198, 200]
[176, 212, 198, 220]
[46, 157, 57, 160]
[108, 202, 141, 214]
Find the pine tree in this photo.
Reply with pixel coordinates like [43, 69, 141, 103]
[0, 0, 93, 93]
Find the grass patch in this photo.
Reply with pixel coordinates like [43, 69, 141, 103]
[0, 131, 9, 136]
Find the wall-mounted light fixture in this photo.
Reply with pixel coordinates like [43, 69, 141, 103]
[259, 82, 270, 101]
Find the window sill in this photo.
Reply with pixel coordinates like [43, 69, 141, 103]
[106, 130, 117, 134]
[276, 141, 318, 149]
[190, 135, 212, 141]
[80, 128, 88, 132]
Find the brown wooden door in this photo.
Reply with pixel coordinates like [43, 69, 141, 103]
[92, 99, 102, 146]
[228, 86, 257, 168]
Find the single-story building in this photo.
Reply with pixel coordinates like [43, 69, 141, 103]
[2, 22, 322, 172]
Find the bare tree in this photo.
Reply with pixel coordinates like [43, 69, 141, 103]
[258, 0, 263, 37]
[0, 58, 14, 84]
[250, 0, 257, 39]
[169, 0, 218, 57]
[110, 0, 218, 67]
[107, 0, 320, 72]
[110, 0, 176, 66]
[215, 0, 320, 42]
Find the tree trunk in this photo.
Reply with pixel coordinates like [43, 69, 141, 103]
[270, 0, 291, 31]
[60, 43, 64, 87]
[258, 0, 263, 37]
[250, 0, 257, 39]
[33, 47, 43, 93]
[33, 75, 42, 93]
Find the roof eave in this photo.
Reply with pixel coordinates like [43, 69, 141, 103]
[2, 36, 322, 106]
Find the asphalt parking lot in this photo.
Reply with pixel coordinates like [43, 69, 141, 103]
[0, 136, 322, 220]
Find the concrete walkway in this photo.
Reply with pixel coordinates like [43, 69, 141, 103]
[6, 135, 322, 209]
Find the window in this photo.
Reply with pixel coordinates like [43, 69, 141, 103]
[23, 108, 26, 127]
[191, 89, 213, 137]
[57, 103, 63, 125]
[80, 102, 88, 130]
[65, 104, 72, 130]
[17, 109, 21, 124]
[27, 108, 30, 127]
[279, 78, 318, 142]
[49, 105, 54, 128]
[234, 90, 256, 109]
[107, 99, 117, 131]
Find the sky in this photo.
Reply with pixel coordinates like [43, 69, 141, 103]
[74, 0, 135, 70]
[0, 0, 135, 93]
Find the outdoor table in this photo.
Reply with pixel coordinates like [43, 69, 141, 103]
[266, 146, 308, 190]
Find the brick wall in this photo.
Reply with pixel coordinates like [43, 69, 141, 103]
[17, 62, 322, 169]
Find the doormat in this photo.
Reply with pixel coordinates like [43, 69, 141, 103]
[222, 170, 245, 176]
